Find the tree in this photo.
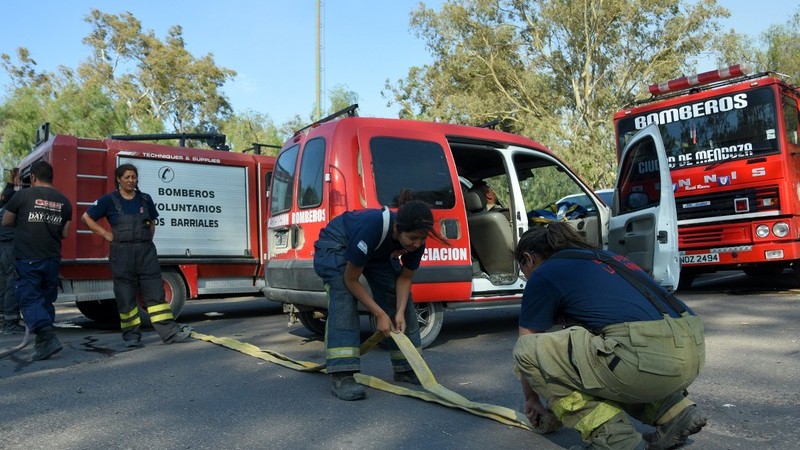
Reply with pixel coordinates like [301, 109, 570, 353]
[278, 84, 360, 141]
[221, 110, 283, 156]
[0, 9, 239, 166]
[714, 7, 800, 81]
[79, 9, 236, 135]
[0, 49, 126, 167]
[385, 0, 729, 187]
[325, 84, 359, 115]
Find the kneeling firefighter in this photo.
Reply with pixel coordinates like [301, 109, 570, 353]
[512, 222, 707, 450]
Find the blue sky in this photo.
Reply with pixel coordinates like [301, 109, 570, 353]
[0, 0, 796, 127]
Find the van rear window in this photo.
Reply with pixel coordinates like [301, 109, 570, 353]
[270, 144, 299, 214]
[370, 137, 455, 209]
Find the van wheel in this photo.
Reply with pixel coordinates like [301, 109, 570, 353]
[137, 269, 187, 326]
[76, 299, 119, 323]
[416, 302, 444, 349]
[298, 310, 327, 335]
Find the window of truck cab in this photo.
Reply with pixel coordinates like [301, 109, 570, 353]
[270, 144, 300, 214]
[370, 136, 456, 208]
[297, 138, 325, 209]
[617, 86, 779, 170]
[782, 95, 799, 151]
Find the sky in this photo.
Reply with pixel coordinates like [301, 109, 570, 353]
[0, 0, 797, 128]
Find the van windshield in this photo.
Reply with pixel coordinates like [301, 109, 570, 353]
[370, 137, 456, 208]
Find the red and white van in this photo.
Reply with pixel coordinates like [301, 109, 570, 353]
[263, 106, 678, 347]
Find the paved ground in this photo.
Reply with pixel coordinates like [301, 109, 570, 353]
[0, 271, 798, 449]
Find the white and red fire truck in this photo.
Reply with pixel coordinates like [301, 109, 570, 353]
[13, 124, 275, 321]
[615, 65, 800, 287]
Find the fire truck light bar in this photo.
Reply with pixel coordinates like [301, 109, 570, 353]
[648, 64, 753, 96]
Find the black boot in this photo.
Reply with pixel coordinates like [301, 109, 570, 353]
[330, 372, 366, 401]
[32, 326, 63, 361]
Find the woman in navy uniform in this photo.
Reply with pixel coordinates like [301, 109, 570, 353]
[512, 222, 706, 450]
[314, 197, 449, 401]
[82, 164, 191, 347]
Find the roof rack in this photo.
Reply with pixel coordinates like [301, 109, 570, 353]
[108, 132, 229, 150]
[476, 119, 501, 129]
[293, 104, 359, 136]
[243, 142, 282, 155]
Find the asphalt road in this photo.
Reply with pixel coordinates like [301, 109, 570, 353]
[1, 270, 798, 449]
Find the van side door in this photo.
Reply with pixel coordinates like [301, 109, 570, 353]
[609, 124, 680, 289]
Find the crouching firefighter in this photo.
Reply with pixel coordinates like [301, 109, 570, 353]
[512, 222, 707, 450]
[313, 195, 450, 400]
[82, 164, 191, 347]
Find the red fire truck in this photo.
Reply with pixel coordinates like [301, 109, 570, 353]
[264, 105, 679, 347]
[615, 65, 800, 287]
[13, 124, 275, 321]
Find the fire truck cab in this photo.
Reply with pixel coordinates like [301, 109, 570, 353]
[263, 106, 678, 347]
[615, 65, 800, 287]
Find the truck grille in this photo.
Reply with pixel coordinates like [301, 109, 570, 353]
[676, 186, 780, 221]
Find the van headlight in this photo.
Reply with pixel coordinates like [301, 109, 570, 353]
[772, 222, 789, 238]
[755, 224, 770, 238]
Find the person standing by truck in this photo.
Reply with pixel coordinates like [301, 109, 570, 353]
[512, 222, 706, 450]
[313, 196, 449, 401]
[2, 161, 72, 360]
[81, 163, 191, 347]
[0, 168, 25, 334]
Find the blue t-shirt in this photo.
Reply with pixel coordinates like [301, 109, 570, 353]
[335, 209, 425, 270]
[519, 248, 693, 332]
[86, 191, 158, 226]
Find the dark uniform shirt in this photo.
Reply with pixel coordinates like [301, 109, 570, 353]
[519, 248, 693, 332]
[85, 191, 159, 226]
[331, 208, 425, 270]
[4, 186, 72, 259]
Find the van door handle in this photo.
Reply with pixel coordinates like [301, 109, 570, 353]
[291, 224, 300, 249]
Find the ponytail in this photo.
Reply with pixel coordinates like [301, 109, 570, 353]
[515, 222, 595, 262]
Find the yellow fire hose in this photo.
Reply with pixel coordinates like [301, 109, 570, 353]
[189, 328, 534, 431]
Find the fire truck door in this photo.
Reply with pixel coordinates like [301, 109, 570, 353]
[608, 124, 680, 290]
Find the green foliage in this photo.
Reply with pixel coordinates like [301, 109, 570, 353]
[0, 9, 240, 167]
[385, 0, 729, 196]
[79, 9, 236, 135]
[714, 6, 800, 82]
[221, 110, 283, 156]
[320, 84, 359, 116]
[0, 50, 126, 167]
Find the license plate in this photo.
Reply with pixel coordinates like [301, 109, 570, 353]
[680, 253, 720, 265]
[274, 232, 288, 248]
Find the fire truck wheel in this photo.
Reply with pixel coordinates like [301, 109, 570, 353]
[416, 302, 444, 349]
[677, 270, 696, 291]
[297, 310, 327, 335]
[137, 270, 187, 326]
[76, 299, 119, 324]
[744, 264, 785, 277]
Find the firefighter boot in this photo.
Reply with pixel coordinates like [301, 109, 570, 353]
[330, 372, 366, 401]
[645, 405, 707, 450]
[32, 327, 63, 361]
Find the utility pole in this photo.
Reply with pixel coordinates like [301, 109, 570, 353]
[316, 0, 322, 121]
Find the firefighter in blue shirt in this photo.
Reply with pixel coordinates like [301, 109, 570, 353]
[512, 222, 706, 450]
[313, 196, 449, 401]
[82, 164, 191, 347]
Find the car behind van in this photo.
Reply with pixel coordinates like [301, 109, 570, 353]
[263, 105, 678, 347]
